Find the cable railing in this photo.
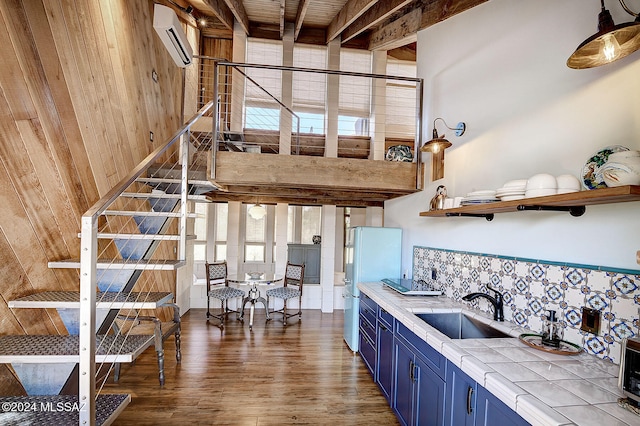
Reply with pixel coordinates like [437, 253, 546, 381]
[195, 56, 424, 189]
[78, 101, 213, 425]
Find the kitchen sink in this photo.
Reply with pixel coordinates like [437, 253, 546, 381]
[416, 312, 512, 339]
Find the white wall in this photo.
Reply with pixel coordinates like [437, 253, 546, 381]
[386, 0, 640, 271]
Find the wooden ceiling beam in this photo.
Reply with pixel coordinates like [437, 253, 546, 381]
[202, 189, 387, 207]
[293, 0, 311, 40]
[326, 0, 378, 43]
[189, 0, 235, 31]
[341, 0, 413, 43]
[221, 0, 251, 35]
[368, 0, 488, 51]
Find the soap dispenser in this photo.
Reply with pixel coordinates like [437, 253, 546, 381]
[541, 310, 563, 347]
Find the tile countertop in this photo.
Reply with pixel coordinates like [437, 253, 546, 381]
[357, 281, 639, 426]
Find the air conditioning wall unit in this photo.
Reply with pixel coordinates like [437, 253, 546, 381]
[153, 4, 193, 67]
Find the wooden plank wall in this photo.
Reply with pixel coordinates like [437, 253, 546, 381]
[0, 0, 197, 394]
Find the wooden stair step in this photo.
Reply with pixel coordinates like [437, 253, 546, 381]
[0, 335, 155, 363]
[8, 291, 173, 309]
[77, 232, 195, 241]
[103, 210, 198, 218]
[48, 259, 185, 270]
[0, 394, 130, 426]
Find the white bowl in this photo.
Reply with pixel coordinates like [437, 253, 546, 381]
[526, 173, 557, 190]
[502, 179, 528, 189]
[525, 188, 556, 198]
[555, 174, 581, 190]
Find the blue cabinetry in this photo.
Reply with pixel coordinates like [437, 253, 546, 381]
[376, 307, 394, 402]
[359, 293, 378, 376]
[476, 386, 530, 426]
[393, 322, 445, 426]
[446, 361, 530, 426]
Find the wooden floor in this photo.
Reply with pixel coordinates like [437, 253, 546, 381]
[107, 309, 399, 425]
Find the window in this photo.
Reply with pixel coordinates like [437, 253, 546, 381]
[245, 39, 283, 130]
[245, 204, 266, 262]
[293, 44, 327, 134]
[287, 205, 322, 244]
[193, 203, 228, 262]
[193, 203, 208, 262]
[385, 59, 417, 138]
[339, 49, 372, 135]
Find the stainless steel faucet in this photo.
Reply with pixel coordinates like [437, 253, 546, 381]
[462, 285, 504, 322]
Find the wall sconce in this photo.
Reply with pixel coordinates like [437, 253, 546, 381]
[567, 0, 640, 69]
[248, 203, 267, 220]
[420, 118, 466, 181]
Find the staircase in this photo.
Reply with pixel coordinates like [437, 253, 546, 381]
[0, 102, 215, 425]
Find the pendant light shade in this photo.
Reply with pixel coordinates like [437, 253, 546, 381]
[567, 0, 640, 69]
[248, 203, 267, 220]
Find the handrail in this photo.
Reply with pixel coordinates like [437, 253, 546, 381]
[78, 100, 213, 425]
[83, 101, 214, 220]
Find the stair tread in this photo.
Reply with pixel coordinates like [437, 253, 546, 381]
[8, 291, 173, 309]
[0, 394, 130, 426]
[48, 259, 185, 270]
[0, 334, 155, 363]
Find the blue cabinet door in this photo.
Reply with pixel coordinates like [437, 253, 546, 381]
[445, 362, 477, 426]
[377, 320, 394, 402]
[414, 355, 445, 426]
[475, 386, 530, 426]
[393, 337, 414, 426]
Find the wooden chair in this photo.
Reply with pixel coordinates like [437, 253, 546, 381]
[206, 261, 245, 328]
[266, 262, 305, 326]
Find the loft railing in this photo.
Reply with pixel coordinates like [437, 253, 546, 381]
[78, 101, 213, 424]
[195, 57, 424, 189]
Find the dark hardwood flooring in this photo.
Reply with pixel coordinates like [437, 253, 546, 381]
[107, 309, 399, 425]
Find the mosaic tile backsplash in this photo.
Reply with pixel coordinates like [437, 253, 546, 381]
[412, 246, 639, 364]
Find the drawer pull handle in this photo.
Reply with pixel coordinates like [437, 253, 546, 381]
[466, 386, 474, 415]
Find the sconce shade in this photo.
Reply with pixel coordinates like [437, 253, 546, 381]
[567, 3, 640, 69]
[420, 118, 465, 181]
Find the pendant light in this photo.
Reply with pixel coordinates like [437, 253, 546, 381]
[248, 203, 267, 220]
[567, 0, 640, 69]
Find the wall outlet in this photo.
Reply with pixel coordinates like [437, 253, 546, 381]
[580, 307, 601, 335]
[152, 69, 158, 83]
[431, 268, 437, 280]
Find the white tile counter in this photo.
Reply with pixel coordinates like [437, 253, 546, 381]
[358, 281, 639, 426]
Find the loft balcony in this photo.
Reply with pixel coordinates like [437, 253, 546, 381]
[190, 59, 424, 206]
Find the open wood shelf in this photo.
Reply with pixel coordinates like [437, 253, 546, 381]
[419, 185, 640, 219]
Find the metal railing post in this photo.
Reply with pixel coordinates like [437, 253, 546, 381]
[179, 130, 189, 261]
[211, 61, 219, 180]
[78, 215, 97, 425]
[415, 79, 424, 190]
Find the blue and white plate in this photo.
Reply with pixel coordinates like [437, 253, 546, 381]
[581, 145, 629, 189]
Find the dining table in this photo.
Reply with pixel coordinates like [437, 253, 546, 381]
[227, 272, 283, 330]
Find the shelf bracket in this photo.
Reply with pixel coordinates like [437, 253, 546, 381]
[445, 212, 494, 221]
[516, 205, 586, 217]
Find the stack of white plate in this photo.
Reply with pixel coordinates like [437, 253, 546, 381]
[495, 179, 527, 201]
[460, 190, 499, 205]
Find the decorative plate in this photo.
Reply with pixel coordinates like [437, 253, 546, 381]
[385, 145, 413, 162]
[581, 145, 629, 189]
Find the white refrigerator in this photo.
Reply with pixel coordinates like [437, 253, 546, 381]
[343, 226, 402, 352]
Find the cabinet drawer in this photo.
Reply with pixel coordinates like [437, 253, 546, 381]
[395, 321, 446, 379]
[359, 298, 377, 327]
[359, 314, 377, 344]
[359, 328, 376, 376]
[360, 292, 378, 311]
[378, 306, 394, 328]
